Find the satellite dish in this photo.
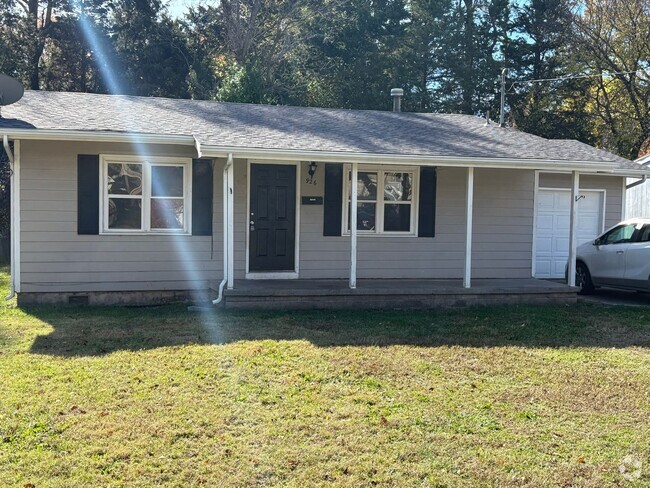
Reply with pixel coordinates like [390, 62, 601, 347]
[0, 74, 24, 106]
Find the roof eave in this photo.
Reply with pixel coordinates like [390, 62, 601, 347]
[2, 128, 636, 173]
[200, 145, 619, 173]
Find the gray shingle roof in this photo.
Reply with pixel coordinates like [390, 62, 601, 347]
[0, 90, 638, 169]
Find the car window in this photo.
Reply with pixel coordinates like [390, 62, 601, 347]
[599, 224, 637, 245]
[638, 225, 650, 243]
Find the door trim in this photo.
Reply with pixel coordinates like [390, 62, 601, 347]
[245, 160, 301, 279]
[532, 173, 607, 278]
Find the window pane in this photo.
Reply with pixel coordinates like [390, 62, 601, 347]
[602, 224, 636, 245]
[152, 166, 184, 197]
[384, 204, 411, 232]
[357, 202, 376, 231]
[151, 199, 184, 229]
[350, 172, 377, 201]
[107, 163, 142, 195]
[108, 198, 142, 229]
[384, 172, 412, 201]
[640, 225, 650, 243]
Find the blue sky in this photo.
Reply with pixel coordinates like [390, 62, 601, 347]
[167, 0, 198, 18]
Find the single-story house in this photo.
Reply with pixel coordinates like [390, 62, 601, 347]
[625, 154, 650, 219]
[1, 90, 648, 308]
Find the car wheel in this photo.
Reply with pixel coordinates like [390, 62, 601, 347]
[575, 262, 595, 295]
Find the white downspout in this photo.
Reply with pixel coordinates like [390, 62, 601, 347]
[213, 153, 234, 305]
[3, 135, 15, 300]
[626, 161, 649, 190]
[626, 175, 647, 190]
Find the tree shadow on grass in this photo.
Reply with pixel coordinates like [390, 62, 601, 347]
[24, 302, 650, 357]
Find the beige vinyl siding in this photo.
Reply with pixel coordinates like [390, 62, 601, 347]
[20, 140, 222, 293]
[471, 169, 535, 278]
[20, 139, 629, 293]
[297, 166, 535, 280]
[233, 159, 248, 278]
[538, 173, 624, 229]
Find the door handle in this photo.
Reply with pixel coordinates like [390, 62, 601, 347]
[616, 250, 624, 254]
[249, 220, 255, 231]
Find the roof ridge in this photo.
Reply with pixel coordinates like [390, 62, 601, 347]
[22, 90, 490, 120]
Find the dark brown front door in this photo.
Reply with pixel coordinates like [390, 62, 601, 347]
[249, 164, 296, 272]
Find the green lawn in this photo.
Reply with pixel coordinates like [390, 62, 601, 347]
[1, 268, 649, 486]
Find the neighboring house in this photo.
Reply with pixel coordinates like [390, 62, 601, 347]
[625, 154, 650, 219]
[0, 90, 648, 306]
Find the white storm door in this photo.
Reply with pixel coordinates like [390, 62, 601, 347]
[535, 189, 604, 278]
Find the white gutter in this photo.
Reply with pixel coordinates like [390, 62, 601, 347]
[200, 145, 625, 173]
[3, 128, 196, 146]
[212, 153, 234, 305]
[3, 135, 16, 300]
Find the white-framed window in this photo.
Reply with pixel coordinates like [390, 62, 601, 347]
[342, 166, 418, 235]
[101, 155, 191, 234]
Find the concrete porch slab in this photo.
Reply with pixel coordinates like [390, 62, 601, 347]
[216, 278, 577, 310]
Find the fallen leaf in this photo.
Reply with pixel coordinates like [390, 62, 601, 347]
[380, 416, 388, 425]
[577, 457, 585, 463]
[99, 411, 109, 417]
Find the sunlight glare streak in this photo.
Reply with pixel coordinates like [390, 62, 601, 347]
[74, 3, 215, 315]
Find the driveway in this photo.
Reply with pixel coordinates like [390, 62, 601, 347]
[579, 288, 650, 307]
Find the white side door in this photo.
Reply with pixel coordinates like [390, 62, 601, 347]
[535, 189, 604, 278]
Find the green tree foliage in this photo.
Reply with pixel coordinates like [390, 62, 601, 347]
[110, 0, 192, 97]
[301, 0, 409, 110]
[570, 0, 650, 159]
[505, 0, 596, 142]
[0, 0, 648, 157]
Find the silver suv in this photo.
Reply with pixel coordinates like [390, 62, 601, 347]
[571, 218, 650, 294]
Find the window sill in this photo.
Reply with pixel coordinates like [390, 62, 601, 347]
[99, 231, 192, 236]
[343, 232, 418, 238]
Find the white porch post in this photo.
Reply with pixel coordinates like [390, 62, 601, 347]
[568, 170, 580, 287]
[350, 163, 358, 289]
[464, 167, 474, 289]
[227, 158, 235, 290]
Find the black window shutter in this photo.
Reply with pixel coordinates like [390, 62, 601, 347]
[323, 163, 343, 236]
[77, 154, 100, 235]
[418, 167, 437, 237]
[192, 159, 213, 236]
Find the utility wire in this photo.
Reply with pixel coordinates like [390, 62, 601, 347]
[508, 68, 648, 91]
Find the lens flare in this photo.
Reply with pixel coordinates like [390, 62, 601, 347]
[75, 3, 216, 323]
